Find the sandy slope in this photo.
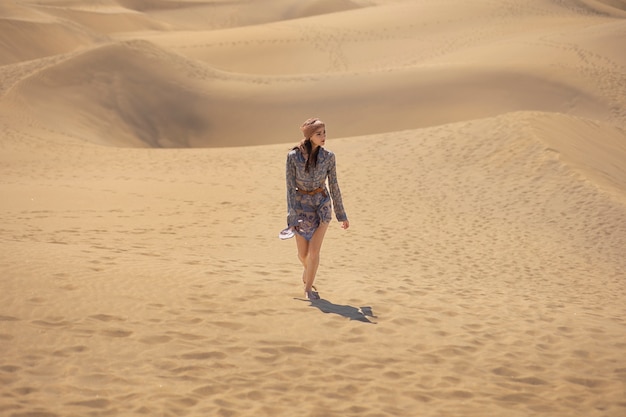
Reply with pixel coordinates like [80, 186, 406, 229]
[1, 0, 625, 416]
[1, 112, 625, 417]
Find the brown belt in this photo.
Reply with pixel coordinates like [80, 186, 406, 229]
[297, 187, 327, 197]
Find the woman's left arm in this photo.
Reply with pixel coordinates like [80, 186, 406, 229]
[327, 152, 348, 224]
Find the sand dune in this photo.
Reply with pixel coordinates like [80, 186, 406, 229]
[145, 1, 603, 75]
[5, 48, 615, 147]
[580, 0, 626, 17]
[530, 113, 626, 199]
[1, 41, 220, 147]
[1, 111, 625, 417]
[32, 5, 173, 34]
[1, 0, 625, 416]
[137, 0, 364, 30]
[2, 0, 624, 147]
[0, 18, 100, 65]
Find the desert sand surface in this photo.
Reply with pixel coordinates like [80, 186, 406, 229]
[1, 0, 626, 416]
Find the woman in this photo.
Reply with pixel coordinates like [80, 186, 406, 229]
[286, 117, 349, 300]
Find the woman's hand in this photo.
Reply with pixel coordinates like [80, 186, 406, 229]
[341, 220, 350, 230]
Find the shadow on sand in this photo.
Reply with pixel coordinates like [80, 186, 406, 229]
[298, 298, 377, 323]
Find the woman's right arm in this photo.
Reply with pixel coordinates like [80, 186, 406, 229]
[286, 152, 298, 227]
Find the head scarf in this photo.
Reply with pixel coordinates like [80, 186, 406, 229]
[300, 118, 325, 139]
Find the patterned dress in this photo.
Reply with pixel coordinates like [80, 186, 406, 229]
[286, 147, 348, 241]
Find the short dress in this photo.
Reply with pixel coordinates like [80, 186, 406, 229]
[286, 147, 348, 241]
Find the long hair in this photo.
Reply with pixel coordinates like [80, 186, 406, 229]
[292, 138, 320, 173]
[294, 117, 324, 173]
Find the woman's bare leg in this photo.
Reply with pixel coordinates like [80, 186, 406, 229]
[295, 234, 309, 285]
[302, 222, 329, 293]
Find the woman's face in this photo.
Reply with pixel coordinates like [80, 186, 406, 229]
[310, 127, 326, 148]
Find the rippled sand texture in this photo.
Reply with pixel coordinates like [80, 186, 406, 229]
[1, 1, 625, 416]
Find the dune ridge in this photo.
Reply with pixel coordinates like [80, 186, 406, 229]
[528, 113, 626, 200]
[1, 0, 625, 416]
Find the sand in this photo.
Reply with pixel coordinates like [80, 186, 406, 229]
[1, 1, 625, 416]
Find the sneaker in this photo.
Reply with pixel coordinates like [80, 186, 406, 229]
[279, 220, 303, 240]
[279, 227, 294, 240]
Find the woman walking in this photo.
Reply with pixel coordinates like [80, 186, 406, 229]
[286, 117, 349, 300]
